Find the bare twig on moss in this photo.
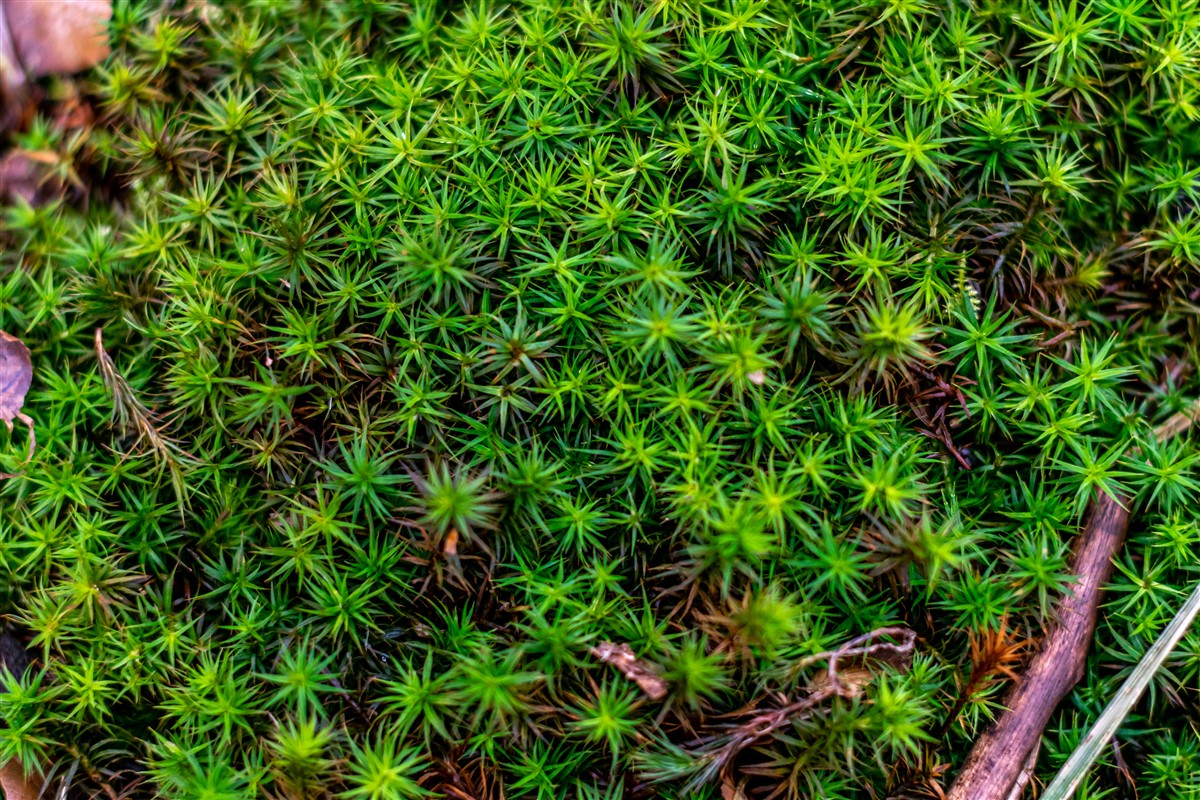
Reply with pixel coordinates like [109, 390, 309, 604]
[692, 627, 917, 787]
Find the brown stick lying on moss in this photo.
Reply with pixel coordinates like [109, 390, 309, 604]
[947, 402, 1200, 800]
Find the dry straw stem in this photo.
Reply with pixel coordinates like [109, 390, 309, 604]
[947, 398, 1200, 800]
[1040, 580, 1200, 799]
[94, 328, 187, 502]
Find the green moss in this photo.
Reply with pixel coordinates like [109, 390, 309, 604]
[1, 0, 1200, 797]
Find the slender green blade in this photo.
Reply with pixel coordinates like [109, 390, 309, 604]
[1041, 581, 1200, 800]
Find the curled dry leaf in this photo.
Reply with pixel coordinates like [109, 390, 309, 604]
[0, 329, 33, 461]
[590, 641, 669, 700]
[720, 778, 748, 800]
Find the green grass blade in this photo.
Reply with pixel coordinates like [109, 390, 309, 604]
[1041, 581, 1200, 800]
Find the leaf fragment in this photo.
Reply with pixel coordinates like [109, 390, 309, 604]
[0, 329, 33, 460]
[590, 641, 669, 700]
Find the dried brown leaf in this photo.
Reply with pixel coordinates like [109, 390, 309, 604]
[0, 329, 33, 460]
[720, 778, 748, 800]
[3, 0, 111, 77]
[0, 0, 111, 128]
[0, 760, 37, 800]
[0, 149, 66, 205]
[0, 330, 29, 420]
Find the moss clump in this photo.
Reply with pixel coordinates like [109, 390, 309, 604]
[2, 1, 1200, 798]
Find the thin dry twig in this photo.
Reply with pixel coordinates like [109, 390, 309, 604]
[683, 627, 917, 788]
[94, 328, 188, 502]
[794, 626, 917, 694]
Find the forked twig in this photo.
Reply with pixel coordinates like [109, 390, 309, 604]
[682, 627, 917, 787]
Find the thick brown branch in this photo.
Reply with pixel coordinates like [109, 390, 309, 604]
[948, 401, 1200, 800]
[947, 492, 1129, 800]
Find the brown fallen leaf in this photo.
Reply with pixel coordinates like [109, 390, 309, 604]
[0, 329, 33, 461]
[0, 0, 111, 129]
[0, 4, 24, 126]
[590, 641, 669, 700]
[0, 148, 67, 205]
[720, 778, 748, 800]
[0, 753, 36, 800]
[3, 0, 111, 77]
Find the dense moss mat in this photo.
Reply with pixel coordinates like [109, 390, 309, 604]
[3, 0, 1200, 797]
